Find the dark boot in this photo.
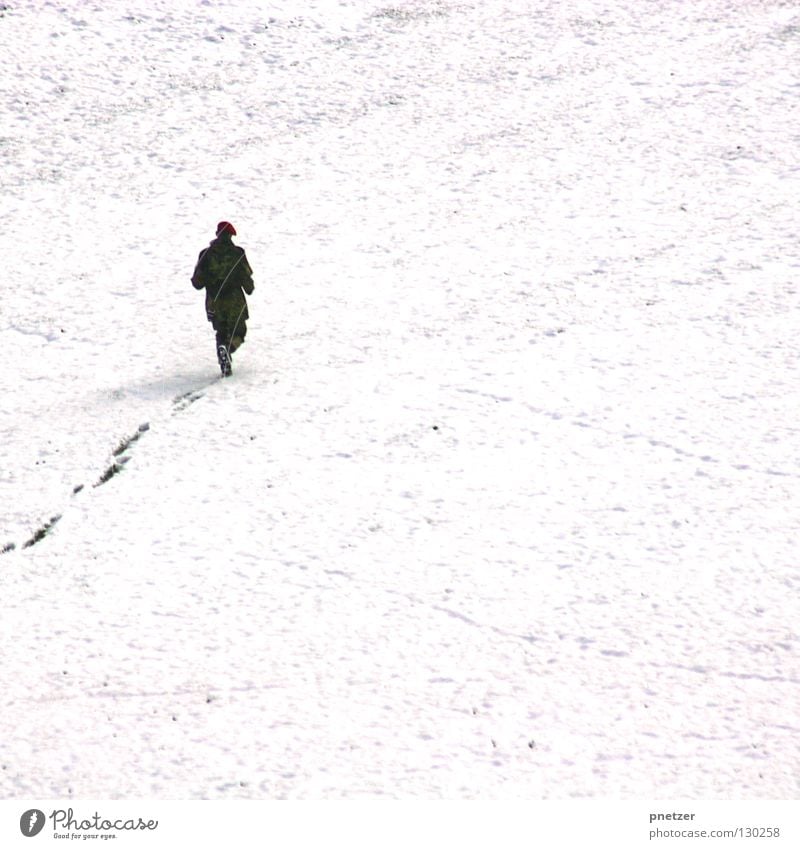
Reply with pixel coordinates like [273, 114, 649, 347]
[217, 343, 232, 377]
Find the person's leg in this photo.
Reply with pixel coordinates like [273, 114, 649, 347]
[213, 314, 233, 377]
[216, 331, 232, 376]
[229, 320, 246, 353]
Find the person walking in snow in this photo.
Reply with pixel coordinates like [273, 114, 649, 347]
[191, 221, 254, 377]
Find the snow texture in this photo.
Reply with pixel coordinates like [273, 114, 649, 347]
[1, 0, 798, 798]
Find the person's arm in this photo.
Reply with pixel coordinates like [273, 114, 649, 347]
[241, 250, 254, 295]
[191, 249, 208, 289]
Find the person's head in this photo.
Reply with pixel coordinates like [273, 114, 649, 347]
[216, 221, 236, 237]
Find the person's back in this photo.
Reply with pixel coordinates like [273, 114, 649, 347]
[191, 221, 254, 377]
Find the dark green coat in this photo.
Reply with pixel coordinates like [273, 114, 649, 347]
[191, 233, 254, 334]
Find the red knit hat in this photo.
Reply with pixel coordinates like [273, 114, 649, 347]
[216, 221, 236, 236]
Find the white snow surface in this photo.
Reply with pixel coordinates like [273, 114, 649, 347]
[1, 0, 799, 799]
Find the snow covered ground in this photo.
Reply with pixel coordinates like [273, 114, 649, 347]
[1, 0, 798, 799]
